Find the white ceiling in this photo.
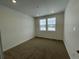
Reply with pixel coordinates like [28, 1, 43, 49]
[0, 0, 69, 17]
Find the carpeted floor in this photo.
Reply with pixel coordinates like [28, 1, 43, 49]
[4, 37, 70, 59]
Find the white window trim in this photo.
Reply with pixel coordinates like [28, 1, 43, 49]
[39, 17, 56, 32]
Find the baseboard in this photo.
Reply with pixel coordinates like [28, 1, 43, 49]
[35, 36, 63, 42]
[4, 36, 63, 53]
[63, 40, 71, 59]
[4, 37, 35, 52]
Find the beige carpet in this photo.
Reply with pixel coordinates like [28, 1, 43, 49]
[4, 37, 70, 59]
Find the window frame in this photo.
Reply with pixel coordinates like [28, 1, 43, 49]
[47, 17, 56, 32]
[39, 17, 56, 32]
[39, 18, 46, 31]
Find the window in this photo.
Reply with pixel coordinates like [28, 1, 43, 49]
[47, 17, 56, 31]
[39, 19, 46, 31]
[39, 17, 56, 31]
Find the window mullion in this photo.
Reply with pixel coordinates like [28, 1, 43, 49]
[46, 17, 48, 31]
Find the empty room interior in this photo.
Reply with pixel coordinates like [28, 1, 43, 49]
[0, 0, 79, 59]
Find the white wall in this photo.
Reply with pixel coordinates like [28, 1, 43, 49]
[0, 5, 35, 51]
[35, 12, 64, 40]
[64, 0, 79, 59]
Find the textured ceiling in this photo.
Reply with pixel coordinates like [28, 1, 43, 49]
[0, 0, 69, 17]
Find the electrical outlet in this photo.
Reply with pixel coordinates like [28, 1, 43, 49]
[77, 50, 79, 54]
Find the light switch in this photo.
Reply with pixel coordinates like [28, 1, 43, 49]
[73, 27, 76, 31]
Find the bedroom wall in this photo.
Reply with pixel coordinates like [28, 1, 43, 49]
[35, 12, 64, 40]
[64, 0, 79, 59]
[0, 5, 35, 51]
